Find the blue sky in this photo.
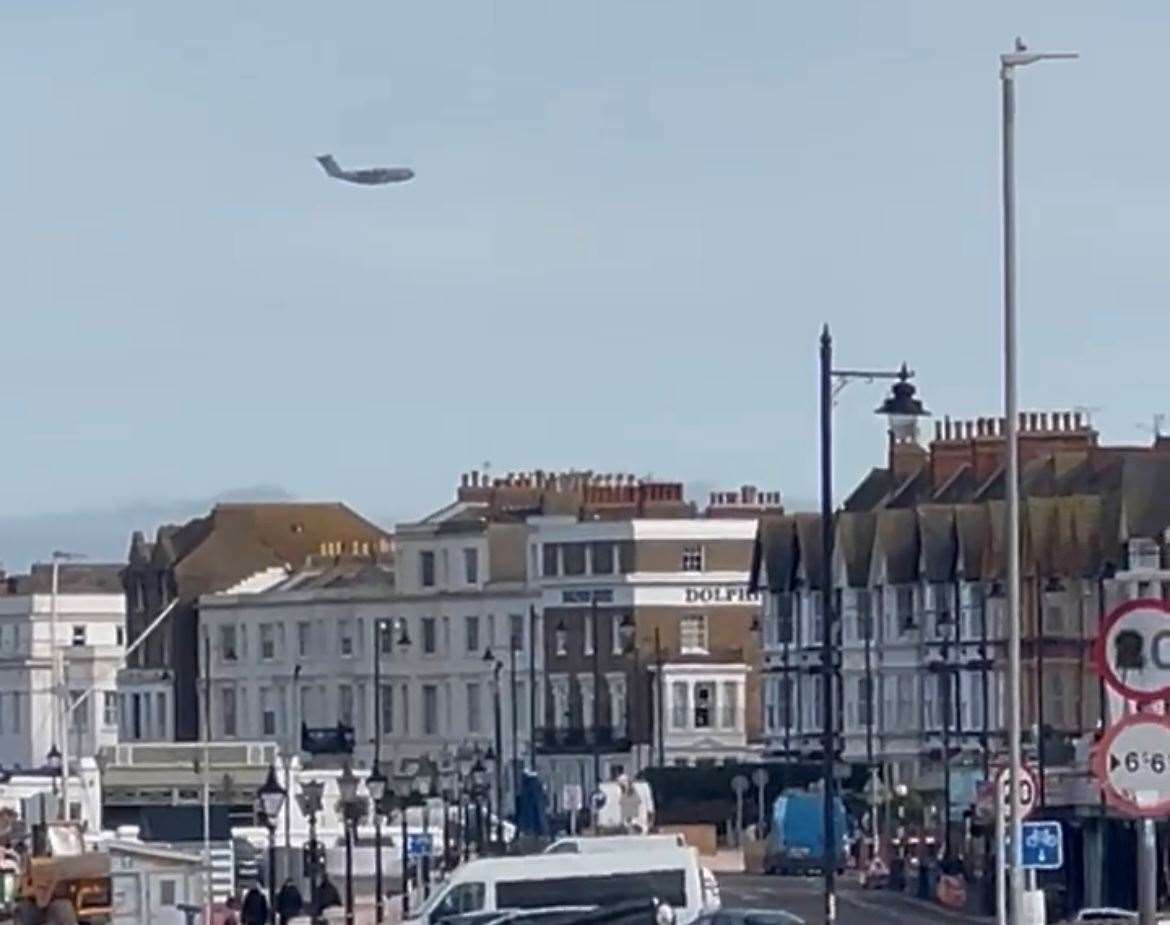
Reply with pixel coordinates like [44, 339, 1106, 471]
[2, 2, 1167, 531]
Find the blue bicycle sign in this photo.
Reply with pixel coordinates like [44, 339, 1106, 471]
[1018, 821, 1063, 870]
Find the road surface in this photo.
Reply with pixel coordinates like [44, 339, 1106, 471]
[716, 874, 985, 925]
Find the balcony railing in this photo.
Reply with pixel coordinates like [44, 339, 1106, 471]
[534, 725, 632, 754]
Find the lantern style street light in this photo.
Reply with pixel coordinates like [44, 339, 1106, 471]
[257, 765, 287, 925]
[297, 778, 324, 924]
[367, 763, 388, 923]
[818, 332, 929, 925]
[337, 762, 365, 925]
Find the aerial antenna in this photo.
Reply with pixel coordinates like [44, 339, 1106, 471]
[1136, 414, 1167, 439]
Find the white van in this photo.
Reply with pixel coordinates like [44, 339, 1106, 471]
[405, 847, 707, 925]
[544, 834, 685, 854]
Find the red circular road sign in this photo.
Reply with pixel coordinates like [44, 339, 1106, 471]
[1092, 712, 1170, 818]
[993, 764, 1038, 820]
[1093, 598, 1170, 703]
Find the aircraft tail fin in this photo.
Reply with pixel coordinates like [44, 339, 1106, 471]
[316, 154, 342, 177]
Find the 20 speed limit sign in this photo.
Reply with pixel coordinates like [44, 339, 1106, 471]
[994, 765, 1038, 819]
[1092, 712, 1170, 817]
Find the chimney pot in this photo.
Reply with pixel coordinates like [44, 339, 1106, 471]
[935, 420, 942, 440]
[1039, 412, 1049, 431]
[461, 473, 469, 487]
[1062, 412, 1071, 431]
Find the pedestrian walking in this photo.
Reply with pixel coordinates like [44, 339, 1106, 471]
[241, 881, 270, 925]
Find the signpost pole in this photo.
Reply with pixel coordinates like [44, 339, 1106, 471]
[995, 784, 1007, 925]
[1139, 818, 1156, 925]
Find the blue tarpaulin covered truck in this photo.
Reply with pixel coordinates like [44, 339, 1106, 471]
[764, 791, 849, 876]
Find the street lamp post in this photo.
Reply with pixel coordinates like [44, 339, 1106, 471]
[393, 778, 413, 916]
[528, 604, 538, 771]
[367, 763, 388, 923]
[999, 39, 1077, 922]
[455, 748, 473, 861]
[590, 597, 601, 797]
[483, 744, 501, 847]
[50, 550, 85, 821]
[471, 754, 488, 850]
[337, 762, 365, 925]
[297, 778, 324, 925]
[414, 770, 433, 898]
[819, 328, 930, 924]
[482, 654, 504, 847]
[257, 764, 288, 925]
[654, 627, 664, 766]
[509, 634, 520, 818]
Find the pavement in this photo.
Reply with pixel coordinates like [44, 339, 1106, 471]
[716, 873, 989, 925]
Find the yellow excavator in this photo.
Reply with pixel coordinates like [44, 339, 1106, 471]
[0, 816, 112, 925]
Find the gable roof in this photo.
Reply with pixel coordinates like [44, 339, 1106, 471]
[129, 503, 392, 601]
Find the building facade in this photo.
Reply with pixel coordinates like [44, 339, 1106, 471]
[0, 565, 125, 773]
[198, 507, 540, 811]
[517, 475, 780, 804]
[752, 410, 1170, 801]
[118, 502, 392, 743]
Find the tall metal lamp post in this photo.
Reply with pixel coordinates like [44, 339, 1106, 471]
[297, 778, 324, 925]
[257, 764, 288, 925]
[393, 777, 414, 916]
[999, 40, 1077, 921]
[366, 763, 388, 923]
[471, 754, 488, 851]
[337, 762, 366, 925]
[456, 748, 474, 860]
[818, 329, 930, 924]
[481, 652, 504, 847]
[414, 769, 434, 897]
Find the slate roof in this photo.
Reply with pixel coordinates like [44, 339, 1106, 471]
[751, 443, 1169, 586]
[128, 503, 393, 601]
[749, 515, 797, 593]
[837, 511, 876, 588]
[3, 564, 124, 595]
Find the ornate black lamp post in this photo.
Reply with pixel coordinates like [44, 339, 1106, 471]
[257, 764, 288, 925]
[392, 776, 414, 916]
[414, 769, 434, 897]
[482, 650, 505, 845]
[336, 762, 366, 925]
[818, 331, 928, 923]
[296, 778, 324, 925]
[456, 748, 474, 861]
[367, 762, 388, 923]
[471, 754, 488, 851]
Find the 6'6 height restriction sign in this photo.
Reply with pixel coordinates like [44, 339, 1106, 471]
[1092, 712, 1170, 817]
